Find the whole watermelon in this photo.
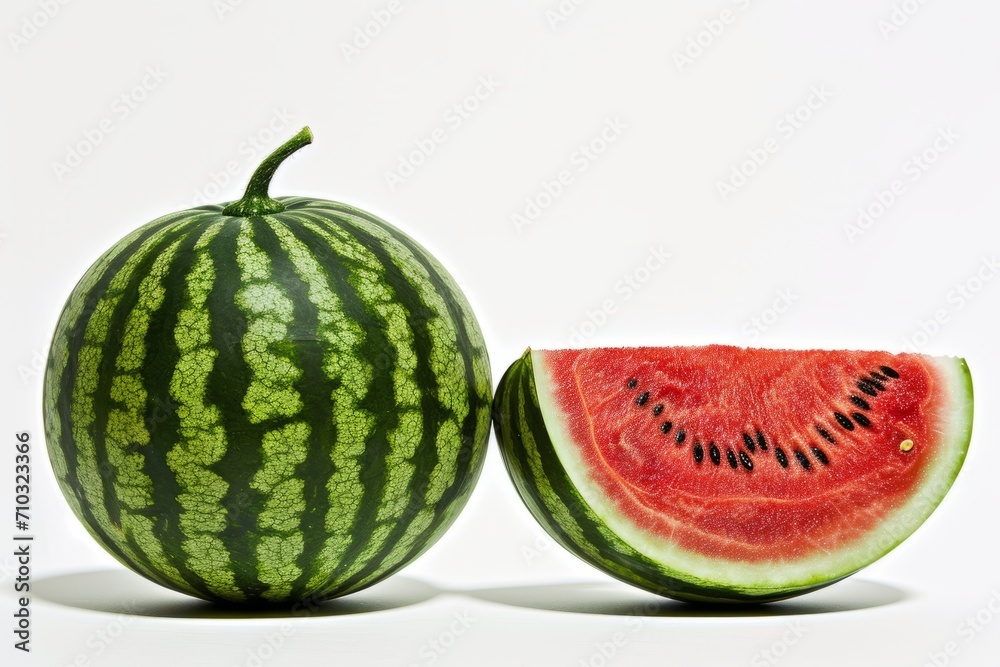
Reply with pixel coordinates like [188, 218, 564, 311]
[42, 128, 492, 605]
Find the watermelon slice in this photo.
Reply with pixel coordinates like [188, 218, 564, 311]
[492, 346, 973, 603]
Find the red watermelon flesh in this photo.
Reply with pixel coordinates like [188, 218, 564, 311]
[519, 346, 972, 598]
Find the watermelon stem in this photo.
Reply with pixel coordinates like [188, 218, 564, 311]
[223, 126, 313, 217]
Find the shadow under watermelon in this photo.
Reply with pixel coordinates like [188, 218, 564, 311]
[34, 569, 908, 619]
[459, 579, 910, 617]
[33, 569, 440, 619]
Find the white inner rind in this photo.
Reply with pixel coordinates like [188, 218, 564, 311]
[532, 350, 973, 594]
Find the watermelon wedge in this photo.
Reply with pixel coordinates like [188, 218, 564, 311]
[493, 346, 973, 603]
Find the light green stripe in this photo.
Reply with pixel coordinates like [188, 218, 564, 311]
[66, 222, 183, 568]
[403, 228, 491, 407]
[256, 534, 305, 600]
[259, 219, 376, 592]
[46, 254, 121, 495]
[305, 381, 375, 591]
[308, 208, 470, 415]
[293, 215, 436, 585]
[295, 218, 424, 522]
[346, 509, 435, 593]
[235, 222, 302, 423]
[252, 421, 309, 601]
[166, 234, 244, 601]
[233, 220, 309, 601]
[44, 213, 189, 500]
[516, 374, 637, 574]
[326, 213, 474, 574]
[348, 418, 463, 591]
[104, 237, 191, 591]
[44, 228, 145, 496]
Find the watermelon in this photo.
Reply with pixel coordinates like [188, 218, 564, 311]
[493, 346, 973, 603]
[42, 127, 492, 605]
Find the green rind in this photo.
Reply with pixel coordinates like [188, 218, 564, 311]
[492, 348, 973, 604]
[42, 198, 492, 606]
[493, 350, 772, 603]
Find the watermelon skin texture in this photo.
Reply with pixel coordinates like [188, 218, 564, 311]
[43, 198, 492, 605]
[494, 351, 754, 603]
[493, 348, 972, 604]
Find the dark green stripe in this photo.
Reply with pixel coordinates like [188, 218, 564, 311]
[324, 225, 444, 593]
[90, 224, 203, 591]
[51, 213, 193, 573]
[493, 352, 772, 603]
[201, 218, 268, 599]
[249, 217, 337, 599]
[335, 206, 490, 593]
[500, 358, 655, 577]
[385, 217, 491, 509]
[297, 207, 484, 595]
[139, 217, 225, 600]
[91, 222, 200, 529]
[283, 210, 421, 597]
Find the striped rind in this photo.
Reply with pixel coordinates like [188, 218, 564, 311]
[492, 349, 973, 603]
[493, 350, 747, 603]
[42, 198, 491, 605]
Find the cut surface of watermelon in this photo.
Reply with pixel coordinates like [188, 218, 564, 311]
[493, 346, 973, 602]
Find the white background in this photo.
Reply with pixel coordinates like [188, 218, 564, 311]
[2, 1, 1000, 665]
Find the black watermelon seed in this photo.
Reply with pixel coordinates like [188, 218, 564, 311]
[811, 446, 829, 466]
[870, 371, 889, 383]
[652, 404, 664, 416]
[726, 449, 738, 469]
[636, 392, 649, 406]
[850, 395, 870, 411]
[857, 381, 877, 397]
[881, 365, 900, 379]
[834, 412, 855, 431]
[794, 450, 811, 470]
[852, 412, 871, 428]
[867, 375, 885, 391]
[627, 378, 637, 389]
[676, 429, 686, 444]
[756, 431, 769, 451]
[739, 451, 753, 471]
[775, 447, 788, 468]
[709, 443, 721, 466]
[816, 425, 836, 444]
[693, 443, 704, 463]
[660, 421, 673, 434]
[743, 432, 756, 452]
